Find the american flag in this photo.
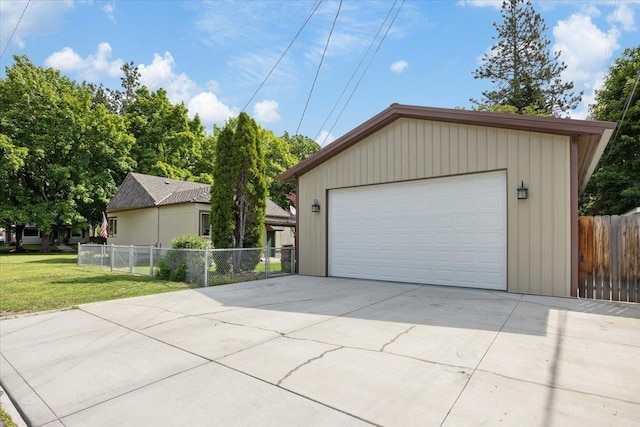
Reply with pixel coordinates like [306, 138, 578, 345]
[100, 213, 108, 239]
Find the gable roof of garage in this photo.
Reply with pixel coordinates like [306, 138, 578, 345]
[278, 104, 616, 191]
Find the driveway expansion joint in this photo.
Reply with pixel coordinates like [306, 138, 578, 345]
[474, 369, 640, 406]
[439, 294, 524, 427]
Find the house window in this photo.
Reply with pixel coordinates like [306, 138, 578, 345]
[108, 217, 117, 237]
[200, 212, 210, 236]
[71, 230, 83, 238]
[23, 228, 40, 237]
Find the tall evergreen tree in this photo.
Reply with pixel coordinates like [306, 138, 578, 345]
[210, 113, 267, 252]
[472, 0, 581, 116]
[581, 46, 640, 215]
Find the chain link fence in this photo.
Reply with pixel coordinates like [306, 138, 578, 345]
[78, 244, 295, 287]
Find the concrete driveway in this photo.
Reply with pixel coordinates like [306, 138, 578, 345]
[1, 276, 639, 426]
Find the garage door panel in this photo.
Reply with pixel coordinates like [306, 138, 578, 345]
[328, 171, 507, 290]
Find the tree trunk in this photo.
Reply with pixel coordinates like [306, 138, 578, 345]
[40, 232, 50, 252]
[3, 221, 11, 245]
[15, 224, 24, 251]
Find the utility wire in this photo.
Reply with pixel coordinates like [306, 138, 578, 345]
[315, 0, 398, 143]
[295, 0, 342, 135]
[321, 0, 404, 145]
[612, 65, 640, 143]
[1, 0, 31, 60]
[241, 0, 323, 112]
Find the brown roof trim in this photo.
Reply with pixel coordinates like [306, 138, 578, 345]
[278, 104, 617, 181]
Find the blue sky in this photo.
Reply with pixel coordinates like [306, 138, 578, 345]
[1, 1, 638, 144]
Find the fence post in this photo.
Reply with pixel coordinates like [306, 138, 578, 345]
[204, 248, 209, 287]
[265, 246, 269, 279]
[292, 247, 296, 275]
[110, 244, 114, 272]
[149, 246, 154, 277]
[129, 245, 134, 274]
[100, 244, 105, 269]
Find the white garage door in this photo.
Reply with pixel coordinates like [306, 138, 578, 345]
[328, 171, 507, 290]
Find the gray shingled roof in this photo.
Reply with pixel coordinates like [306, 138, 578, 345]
[108, 173, 294, 228]
[107, 173, 210, 210]
[158, 187, 211, 205]
[266, 199, 290, 219]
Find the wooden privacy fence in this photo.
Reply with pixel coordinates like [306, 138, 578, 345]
[578, 215, 640, 303]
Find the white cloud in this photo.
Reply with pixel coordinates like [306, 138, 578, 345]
[0, 0, 74, 50]
[571, 71, 607, 119]
[206, 80, 220, 93]
[390, 60, 409, 74]
[316, 130, 336, 146]
[253, 99, 280, 123]
[187, 92, 237, 129]
[45, 47, 84, 70]
[228, 52, 296, 90]
[102, 2, 116, 23]
[553, 13, 620, 85]
[45, 42, 123, 81]
[456, 0, 502, 9]
[608, 2, 636, 32]
[575, 3, 601, 18]
[138, 52, 198, 103]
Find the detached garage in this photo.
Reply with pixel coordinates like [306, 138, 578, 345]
[279, 105, 615, 297]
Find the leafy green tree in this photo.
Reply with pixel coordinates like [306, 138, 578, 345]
[262, 129, 296, 208]
[191, 115, 216, 185]
[269, 133, 321, 208]
[126, 87, 206, 182]
[581, 46, 640, 215]
[0, 134, 28, 246]
[210, 112, 267, 257]
[472, 0, 581, 116]
[471, 103, 550, 116]
[0, 56, 134, 251]
[284, 132, 321, 162]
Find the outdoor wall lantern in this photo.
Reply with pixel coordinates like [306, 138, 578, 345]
[311, 199, 321, 213]
[517, 180, 529, 200]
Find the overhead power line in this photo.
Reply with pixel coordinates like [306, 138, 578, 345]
[1, 0, 31, 61]
[320, 0, 405, 145]
[315, 0, 399, 144]
[612, 65, 640, 143]
[241, 0, 323, 113]
[295, 0, 342, 135]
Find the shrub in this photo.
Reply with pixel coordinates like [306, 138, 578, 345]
[240, 250, 261, 271]
[171, 235, 210, 250]
[155, 236, 209, 284]
[155, 259, 173, 280]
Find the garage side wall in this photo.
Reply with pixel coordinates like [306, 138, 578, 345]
[298, 118, 571, 297]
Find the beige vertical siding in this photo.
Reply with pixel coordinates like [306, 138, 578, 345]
[298, 118, 571, 296]
[108, 208, 159, 247]
[158, 204, 200, 247]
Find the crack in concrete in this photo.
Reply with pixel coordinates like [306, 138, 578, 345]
[276, 347, 343, 386]
[283, 335, 473, 371]
[379, 326, 415, 352]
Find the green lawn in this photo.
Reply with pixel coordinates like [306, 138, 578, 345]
[0, 253, 192, 316]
